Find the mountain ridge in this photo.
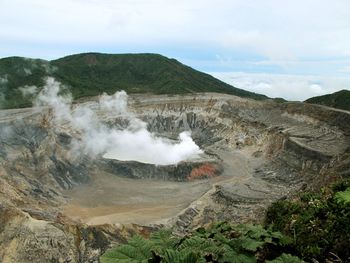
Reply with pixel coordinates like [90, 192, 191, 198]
[305, 89, 350, 111]
[0, 52, 269, 109]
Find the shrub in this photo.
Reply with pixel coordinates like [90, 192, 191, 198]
[266, 182, 350, 262]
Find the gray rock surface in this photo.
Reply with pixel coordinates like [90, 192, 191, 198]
[0, 93, 349, 262]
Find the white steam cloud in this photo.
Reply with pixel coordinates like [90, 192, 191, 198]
[35, 77, 203, 165]
[19, 85, 38, 97]
[35, 77, 73, 122]
[0, 76, 8, 85]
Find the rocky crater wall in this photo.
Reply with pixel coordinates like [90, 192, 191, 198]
[0, 93, 349, 262]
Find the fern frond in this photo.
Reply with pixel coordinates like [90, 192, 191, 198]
[220, 250, 256, 263]
[150, 229, 180, 249]
[101, 235, 153, 263]
[335, 187, 350, 204]
[266, 253, 306, 262]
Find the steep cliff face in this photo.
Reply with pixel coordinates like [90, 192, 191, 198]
[0, 93, 349, 262]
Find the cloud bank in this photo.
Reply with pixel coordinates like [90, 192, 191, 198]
[1, 0, 350, 81]
[35, 78, 202, 165]
[212, 72, 349, 101]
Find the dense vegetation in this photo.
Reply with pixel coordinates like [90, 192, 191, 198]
[0, 53, 269, 109]
[266, 179, 350, 262]
[305, 89, 350, 111]
[0, 57, 49, 108]
[101, 222, 303, 263]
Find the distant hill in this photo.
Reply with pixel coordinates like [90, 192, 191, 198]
[0, 53, 268, 109]
[305, 89, 350, 111]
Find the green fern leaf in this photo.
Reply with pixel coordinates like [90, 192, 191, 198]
[220, 250, 256, 263]
[101, 235, 153, 263]
[178, 236, 208, 251]
[266, 253, 305, 262]
[239, 237, 265, 252]
[246, 224, 268, 239]
[213, 232, 230, 245]
[150, 229, 180, 249]
[181, 251, 201, 263]
[162, 249, 182, 263]
[335, 187, 350, 204]
[162, 249, 201, 263]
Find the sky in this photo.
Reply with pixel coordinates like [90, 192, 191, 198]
[1, 0, 350, 101]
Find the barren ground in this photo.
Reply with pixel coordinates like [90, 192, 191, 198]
[62, 149, 256, 225]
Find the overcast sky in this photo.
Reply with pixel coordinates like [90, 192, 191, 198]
[1, 0, 350, 100]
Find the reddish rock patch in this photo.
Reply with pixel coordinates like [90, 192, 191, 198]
[188, 163, 219, 181]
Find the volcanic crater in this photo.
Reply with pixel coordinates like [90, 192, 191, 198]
[0, 92, 349, 262]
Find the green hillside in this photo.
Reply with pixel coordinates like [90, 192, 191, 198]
[0, 52, 268, 109]
[0, 57, 50, 108]
[305, 89, 350, 111]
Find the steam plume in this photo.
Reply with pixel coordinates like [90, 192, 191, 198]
[36, 77, 202, 165]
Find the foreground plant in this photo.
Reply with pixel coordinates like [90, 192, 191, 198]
[266, 179, 350, 262]
[101, 222, 303, 263]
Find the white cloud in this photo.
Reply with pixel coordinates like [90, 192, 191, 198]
[1, 0, 350, 61]
[339, 66, 350, 74]
[211, 72, 350, 101]
[1, 0, 350, 100]
[218, 30, 296, 63]
[0, 0, 197, 45]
